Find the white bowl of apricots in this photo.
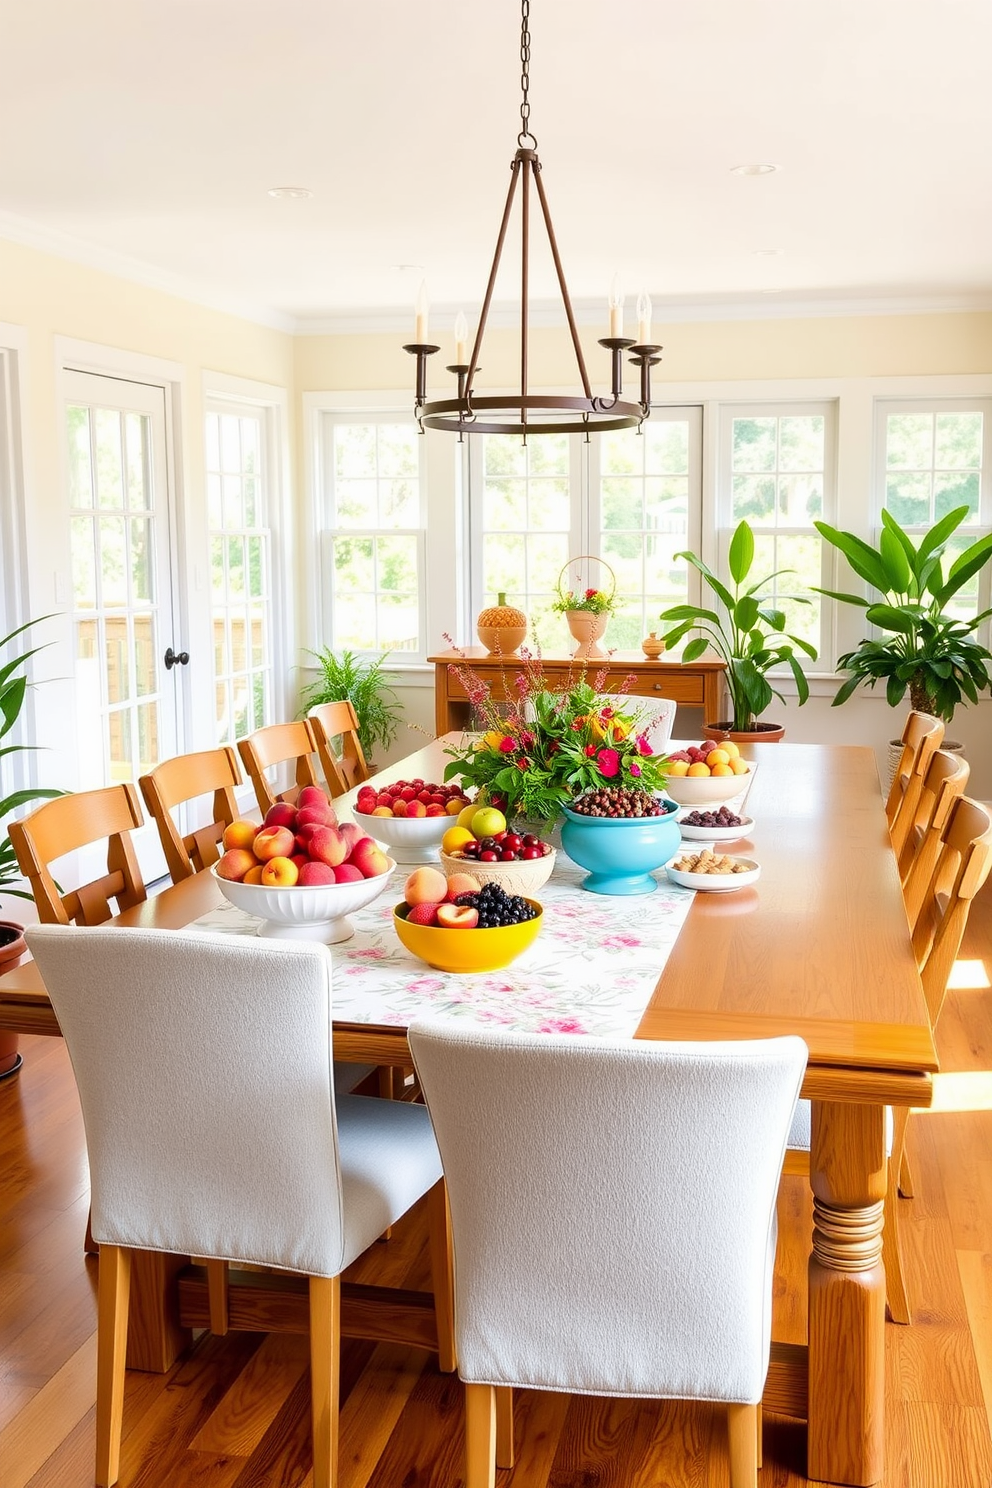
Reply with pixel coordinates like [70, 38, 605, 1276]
[352, 776, 474, 863]
[661, 739, 753, 807]
[213, 785, 395, 943]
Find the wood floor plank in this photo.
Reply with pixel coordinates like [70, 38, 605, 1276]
[189, 1332, 310, 1456]
[0, 1332, 96, 1488]
[956, 1249, 992, 1426]
[337, 1344, 430, 1488]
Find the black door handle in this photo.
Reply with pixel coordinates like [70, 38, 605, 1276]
[164, 647, 190, 670]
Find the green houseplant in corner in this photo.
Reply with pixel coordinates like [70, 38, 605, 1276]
[814, 505, 992, 724]
[299, 647, 403, 768]
[1, 618, 65, 1078]
[658, 519, 817, 739]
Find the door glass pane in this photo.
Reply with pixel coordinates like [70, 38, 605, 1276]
[67, 407, 94, 507]
[95, 410, 124, 508]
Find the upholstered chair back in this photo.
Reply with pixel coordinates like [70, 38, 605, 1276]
[609, 692, 677, 752]
[27, 924, 395, 1277]
[408, 1020, 806, 1405]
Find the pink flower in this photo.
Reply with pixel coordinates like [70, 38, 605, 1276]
[516, 758, 529, 771]
[597, 748, 620, 778]
[520, 731, 535, 746]
[536, 1016, 588, 1035]
[636, 734, 653, 756]
[584, 744, 597, 757]
[498, 736, 517, 753]
[600, 706, 615, 720]
[630, 761, 642, 777]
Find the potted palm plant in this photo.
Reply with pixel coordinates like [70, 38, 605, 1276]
[299, 647, 403, 769]
[658, 519, 817, 740]
[814, 505, 992, 724]
[1, 618, 64, 1078]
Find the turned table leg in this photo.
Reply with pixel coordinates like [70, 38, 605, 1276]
[807, 1100, 886, 1487]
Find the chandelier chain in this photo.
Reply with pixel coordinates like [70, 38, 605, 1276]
[518, 0, 537, 149]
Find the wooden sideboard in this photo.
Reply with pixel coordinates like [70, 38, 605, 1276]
[427, 649, 727, 735]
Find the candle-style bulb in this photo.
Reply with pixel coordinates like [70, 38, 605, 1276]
[415, 280, 430, 343]
[608, 273, 624, 337]
[454, 310, 468, 364]
[636, 291, 652, 346]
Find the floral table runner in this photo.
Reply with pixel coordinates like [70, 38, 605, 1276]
[190, 856, 696, 1038]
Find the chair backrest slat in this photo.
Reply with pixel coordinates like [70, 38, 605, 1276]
[900, 749, 970, 924]
[308, 701, 370, 798]
[238, 721, 320, 813]
[886, 711, 943, 849]
[910, 795, 992, 1030]
[139, 747, 243, 883]
[8, 784, 146, 925]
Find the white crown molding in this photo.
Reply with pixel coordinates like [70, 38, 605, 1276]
[0, 211, 295, 335]
[293, 289, 992, 336]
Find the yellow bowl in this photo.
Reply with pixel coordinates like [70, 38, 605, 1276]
[393, 899, 543, 973]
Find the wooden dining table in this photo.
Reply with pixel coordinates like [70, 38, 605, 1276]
[0, 736, 936, 1488]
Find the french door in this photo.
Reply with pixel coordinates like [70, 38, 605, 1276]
[64, 370, 183, 875]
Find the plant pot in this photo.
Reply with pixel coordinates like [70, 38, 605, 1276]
[886, 735, 964, 792]
[0, 920, 26, 1080]
[703, 722, 785, 745]
[566, 610, 608, 661]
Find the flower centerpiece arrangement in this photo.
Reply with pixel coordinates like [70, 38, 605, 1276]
[442, 648, 669, 828]
[551, 557, 617, 660]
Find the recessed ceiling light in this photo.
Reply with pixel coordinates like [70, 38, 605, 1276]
[267, 186, 313, 199]
[730, 163, 778, 177]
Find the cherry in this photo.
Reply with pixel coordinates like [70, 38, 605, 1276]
[503, 833, 523, 852]
[479, 850, 499, 862]
[522, 845, 542, 860]
[500, 848, 517, 861]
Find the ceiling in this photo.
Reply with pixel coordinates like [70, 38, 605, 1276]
[2, 0, 991, 332]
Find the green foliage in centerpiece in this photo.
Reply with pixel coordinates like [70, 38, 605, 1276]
[442, 651, 669, 825]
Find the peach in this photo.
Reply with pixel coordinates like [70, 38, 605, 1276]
[261, 856, 299, 887]
[297, 805, 336, 829]
[291, 852, 309, 870]
[445, 798, 464, 815]
[298, 861, 337, 887]
[339, 822, 364, 852]
[391, 799, 408, 817]
[406, 800, 427, 818]
[298, 785, 332, 811]
[350, 837, 390, 879]
[425, 804, 445, 817]
[243, 864, 265, 884]
[333, 863, 364, 884]
[445, 872, 482, 900]
[686, 762, 711, 777]
[667, 760, 690, 777]
[436, 903, 479, 929]
[731, 758, 750, 775]
[222, 820, 258, 853]
[252, 824, 297, 861]
[371, 805, 393, 817]
[264, 802, 298, 829]
[404, 866, 448, 905]
[216, 847, 258, 882]
[308, 825, 349, 869]
[709, 763, 734, 777]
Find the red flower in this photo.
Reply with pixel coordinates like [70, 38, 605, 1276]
[636, 734, 653, 756]
[584, 744, 597, 757]
[498, 736, 517, 753]
[584, 587, 598, 600]
[630, 761, 642, 777]
[516, 757, 529, 770]
[597, 748, 620, 778]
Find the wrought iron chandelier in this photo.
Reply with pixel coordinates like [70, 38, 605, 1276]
[405, 0, 661, 437]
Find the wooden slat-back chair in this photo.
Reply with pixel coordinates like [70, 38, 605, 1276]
[139, 747, 243, 884]
[886, 710, 944, 853]
[308, 700, 371, 798]
[8, 784, 146, 925]
[899, 749, 970, 916]
[238, 720, 321, 813]
[883, 794, 992, 1323]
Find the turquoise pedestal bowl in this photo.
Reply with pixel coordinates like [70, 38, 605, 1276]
[560, 802, 681, 895]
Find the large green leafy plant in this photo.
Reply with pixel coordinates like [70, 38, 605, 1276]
[658, 520, 817, 731]
[1, 619, 63, 901]
[299, 648, 403, 760]
[814, 506, 992, 722]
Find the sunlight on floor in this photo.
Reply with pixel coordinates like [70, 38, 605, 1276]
[948, 958, 991, 990]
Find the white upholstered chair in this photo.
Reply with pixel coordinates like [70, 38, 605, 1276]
[408, 1019, 806, 1488]
[608, 692, 678, 752]
[26, 924, 454, 1488]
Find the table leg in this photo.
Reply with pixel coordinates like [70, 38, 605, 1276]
[807, 1100, 886, 1486]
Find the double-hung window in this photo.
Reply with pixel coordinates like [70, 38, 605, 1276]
[319, 414, 426, 658]
[875, 398, 992, 623]
[719, 403, 836, 659]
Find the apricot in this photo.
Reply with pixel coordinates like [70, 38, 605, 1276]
[261, 856, 299, 887]
[709, 763, 734, 776]
[686, 762, 712, 777]
[216, 847, 258, 881]
[707, 748, 731, 767]
[667, 760, 690, 777]
[404, 866, 449, 905]
[243, 864, 265, 884]
[222, 820, 258, 852]
[731, 758, 750, 775]
[253, 825, 296, 861]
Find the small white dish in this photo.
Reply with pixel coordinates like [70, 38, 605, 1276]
[666, 856, 760, 893]
[677, 813, 754, 842]
[353, 808, 455, 864]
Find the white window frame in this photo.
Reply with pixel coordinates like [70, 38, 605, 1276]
[0, 325, 33, 806]
[715, 399, 838, 668]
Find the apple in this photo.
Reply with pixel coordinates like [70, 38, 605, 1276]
[333, 863, 364, 884]
[445, 872, 482, 900]
[298, 861, 336, 886]
[222, 820, 258, 853]
[456, 802, 478, 830]
[216, 847, 258, 882]
[308, 825, 349, 868]
[403, 865, 448, 904]
[252, 825, 296, 862]
[350, 838, 390, 879]
[264, 802, 297, 829]
[261, 856, 299, 887]
[436, 903, 480, 929]
[470, 806, 507, 839]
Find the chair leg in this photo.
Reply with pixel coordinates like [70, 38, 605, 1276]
[84, 1205, 98, 1257]
[465, 1382, 497, 1488]
[726, 1402, 758, 1488]
[427, 1180, 456, 1373]
[756, 1400, 762, 1470]
[895, 1110, 915, 1197]
[898, 1147, 915, 1198]
[205, 1259, 230, 1335]
[495, 1386, 515, 1469]
[309, 1275, 340, 1488]
[883, 1170, 912, 1325]
[96, 1244, 131, 1488]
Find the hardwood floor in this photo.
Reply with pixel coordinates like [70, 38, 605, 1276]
[2, 882, 992, 1488]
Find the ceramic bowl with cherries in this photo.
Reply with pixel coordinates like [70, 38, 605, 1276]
[353, 777, 474, 863]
